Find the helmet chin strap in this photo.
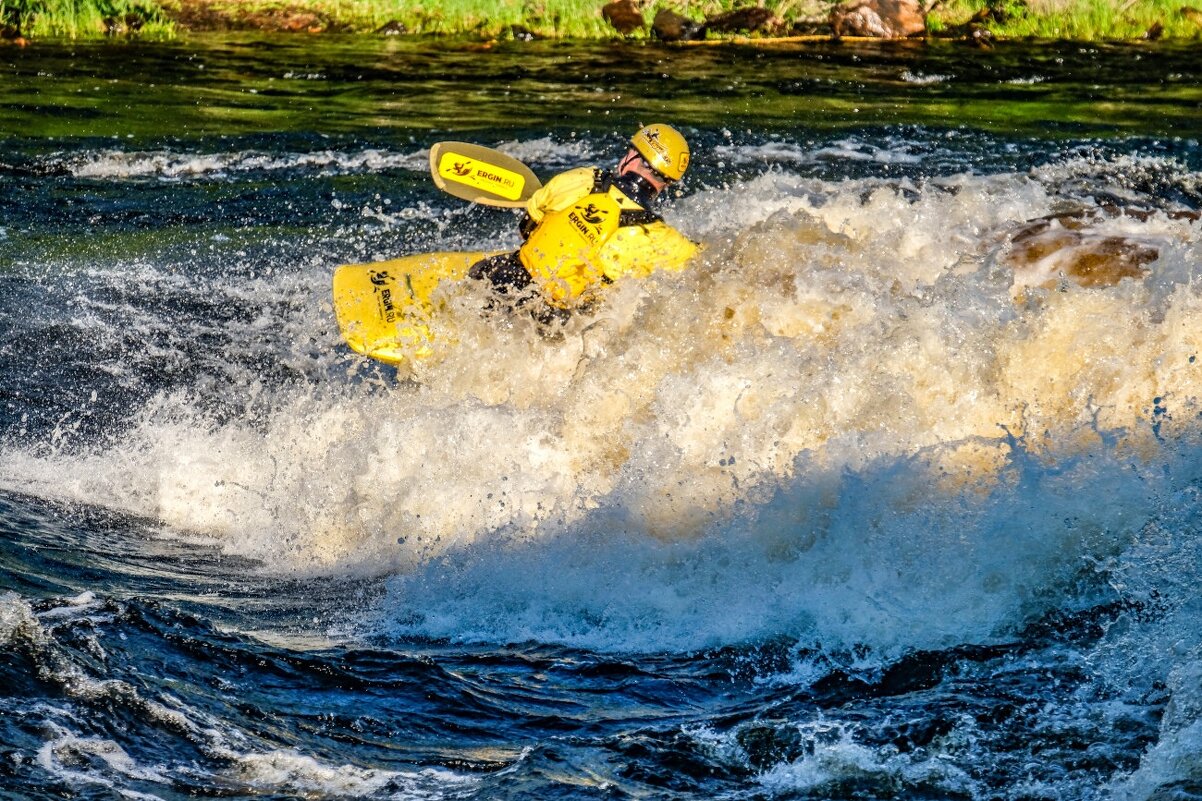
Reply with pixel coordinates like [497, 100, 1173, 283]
[617, 150, 669, 197]
[614, 171, 662, 205]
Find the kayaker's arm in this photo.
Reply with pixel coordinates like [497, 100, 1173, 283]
[523, 167, 601, 223]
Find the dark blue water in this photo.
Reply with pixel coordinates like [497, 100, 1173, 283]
[2, 36, 1202, 800]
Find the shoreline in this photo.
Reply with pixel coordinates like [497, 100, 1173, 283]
[4, 0, 1202, 43]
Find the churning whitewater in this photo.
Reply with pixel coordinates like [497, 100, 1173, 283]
[4, 120, 1202, 798]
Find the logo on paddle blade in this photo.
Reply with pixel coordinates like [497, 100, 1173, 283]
[438, 152, 525, 201]
[369, 270, 393, 286]
[474, 168, 515, 190]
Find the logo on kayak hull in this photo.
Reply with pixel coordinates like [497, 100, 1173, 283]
[369, 270, 397, 322]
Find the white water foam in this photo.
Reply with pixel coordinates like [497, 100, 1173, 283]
[901, 70, 951, 85]
[699, 719, 978, 797]
[63, 147, 429, 180]
[56, 137, 600, 183]
[495, 135, 599, 170]
[712, 134, 937, 171]
[2, 157, 1201, 656]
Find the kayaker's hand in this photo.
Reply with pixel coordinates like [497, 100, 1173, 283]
[519, 213, 537, 241]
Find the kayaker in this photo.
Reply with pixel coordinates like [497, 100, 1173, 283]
[468, 123, 699, 315]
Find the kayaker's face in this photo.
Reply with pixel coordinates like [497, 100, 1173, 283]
[618, 149, 671, 196]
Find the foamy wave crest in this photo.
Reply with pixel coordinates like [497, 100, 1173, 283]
[901, 70, 951, 85]
[63, 148, 429, 180]
[495, 135, 599, 169]
[688, 719, 979, 797]
[813, 136, 925, 164]
[713, 139, 814, 166]
[374, 427, 1167, 653]
[1031, 152, 1202, 204]
[713, 134, 928, 168]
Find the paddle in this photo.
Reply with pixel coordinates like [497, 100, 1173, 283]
[429, 141, 543, 209]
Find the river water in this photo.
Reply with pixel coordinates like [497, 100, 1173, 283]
[2, 35, 1202, 800]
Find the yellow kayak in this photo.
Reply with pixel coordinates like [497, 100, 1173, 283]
[331, 251, 494, 366]
[333, 216, 698, 367]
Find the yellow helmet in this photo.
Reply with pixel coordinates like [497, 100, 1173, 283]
[631, 123, 690, 182]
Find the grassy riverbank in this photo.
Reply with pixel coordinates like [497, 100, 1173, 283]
[3, 0, 1200, 41]
[929, 0, 1202, 39]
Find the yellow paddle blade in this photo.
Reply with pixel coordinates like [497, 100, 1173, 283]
[429, 141, 542, 208]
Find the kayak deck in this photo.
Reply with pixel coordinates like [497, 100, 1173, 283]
[332, 251, 492, 366]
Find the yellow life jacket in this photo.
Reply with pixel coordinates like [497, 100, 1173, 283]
[518, 169, 699, 308]
[519, 191, 622, 306]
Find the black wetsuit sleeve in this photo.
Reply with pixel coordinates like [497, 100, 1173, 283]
[519, 212, 537, 240]
[468, 252, 532, 293]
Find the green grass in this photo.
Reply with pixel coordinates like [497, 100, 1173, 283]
[928, 0, 1202, 40]
[5, 0, 1201, 41]
[326, 0, 618, 36]
[1, 0, 174, 36]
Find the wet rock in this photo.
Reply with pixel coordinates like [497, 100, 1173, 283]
[878, 650, 950, 695]
[168, 1, 336, 32]
[242, 7, 326, 32]
[104, 13, 146, 35]
[281, 11, 322, 32]
[601, 0, 645, 34]
[829, 0, 926, 38]
[948, 5, 1004, 42]
[652, 8, 706, 41]
[969, 25, 996, 47]
[1004, 210, 1168, 293]
[228, 9, 316, 32]
[704, 6, 780, 35]
[375, 20, 407, 35]
[787, 18, 829, 35]
[1, 23, 23, 40]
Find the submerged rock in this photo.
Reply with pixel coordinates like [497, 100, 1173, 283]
[829, 0, 926, 38]
[1003, 209, 1180, 293]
